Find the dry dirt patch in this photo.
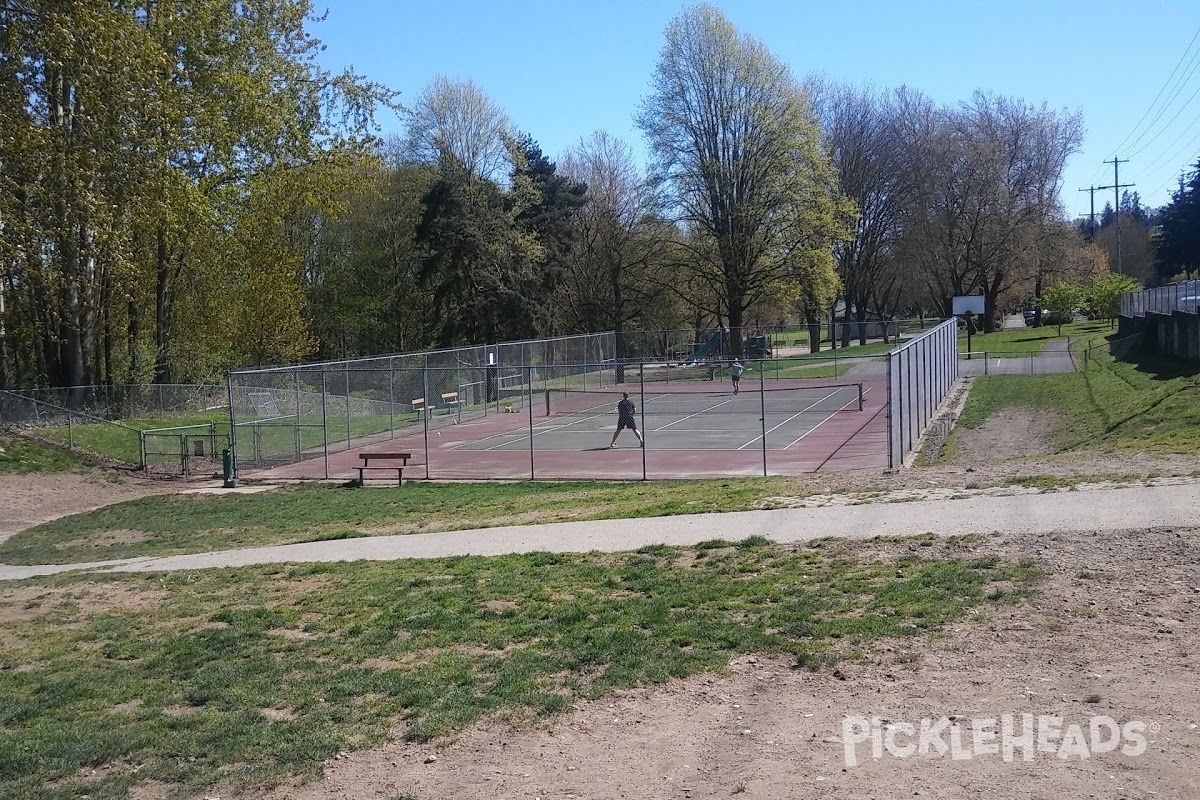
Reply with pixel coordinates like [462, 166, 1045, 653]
[260, 707, 299, 723]
[0, 582, 166, 622]
[0, 471, 169, 545]
[251, 526, 1200, 800]
[53, 529, 155, 550]
[950, 407, 1064, 464]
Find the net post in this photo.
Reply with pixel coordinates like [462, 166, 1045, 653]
[423, 375, 431, 480]
[858, 382, 864, 412]
[545, 389, 551, 417]
[640, 361, 647, 481]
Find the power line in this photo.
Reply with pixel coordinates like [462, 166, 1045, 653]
[1108, 27, 1200, 157]
[1089, 26, 1200, 185]
[1128, 82, 1200, 159]
[1123, 39, 1200, 155]
[1137, 106, 1200, 177]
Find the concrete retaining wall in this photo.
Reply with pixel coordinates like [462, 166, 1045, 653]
[1119, 311, 1200, 361]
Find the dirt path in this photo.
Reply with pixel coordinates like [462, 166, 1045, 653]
[258, 525, 1200, 800]
[0, 472, 171, 545]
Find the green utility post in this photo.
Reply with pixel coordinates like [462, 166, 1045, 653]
[223, 447, 237, 489]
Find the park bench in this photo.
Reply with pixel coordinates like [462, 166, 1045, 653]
[411, 397, 430, 420]
[356, 451, 412, 487]
[440, 391, 462, 416]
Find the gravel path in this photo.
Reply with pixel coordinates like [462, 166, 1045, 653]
[3, 481, 1196, 581]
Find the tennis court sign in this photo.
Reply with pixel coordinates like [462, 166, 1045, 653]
[952, 295, 986, 316]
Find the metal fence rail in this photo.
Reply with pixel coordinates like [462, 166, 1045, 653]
[887, 319, 959, 469]
[1121, 280, 1200, 317]
[227, 333, 617, 473]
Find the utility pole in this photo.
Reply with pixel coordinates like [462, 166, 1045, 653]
[1099, 158, 1134, 274]
[1078, 186, 1101, 241]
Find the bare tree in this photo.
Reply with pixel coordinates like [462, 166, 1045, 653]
[559, 131, 672, 368]
[811, 82, 930, 344]
[403, 75, 513, 183]
[637, 4, 849, 356]
[904, 93, 1083, 331]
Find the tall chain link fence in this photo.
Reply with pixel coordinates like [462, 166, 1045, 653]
[227, 333, 616, 473]
[1121, 280, 1200, 317]
[887, 319, 959, 469]
[0, 386, 228, 476]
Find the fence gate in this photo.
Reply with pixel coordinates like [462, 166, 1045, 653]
[140, 423, 228, 477]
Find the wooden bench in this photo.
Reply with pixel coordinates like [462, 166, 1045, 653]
[356, 451, 412, 487]
[440, 391, 462, 416]
[411, 397, 430, 420]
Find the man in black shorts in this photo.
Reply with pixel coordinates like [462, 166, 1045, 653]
[609, 392, 644, 448]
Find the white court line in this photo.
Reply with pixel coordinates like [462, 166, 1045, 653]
[651, 396, 740, 431]
[783, 386, 872, 450]
[736, 389, 840, 450]
[480, 393, 674, 451]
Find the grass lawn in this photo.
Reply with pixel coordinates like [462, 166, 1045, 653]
[0, 539, 1040, 799]
[0, 478, 807, 566]
[0, 436, 96, 474]
[956, 320, 1113, 354]
[35, 412, 422, 467]
[943, 329, 1200, 459]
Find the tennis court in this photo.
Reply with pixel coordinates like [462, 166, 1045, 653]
[257, 378, 889, 481]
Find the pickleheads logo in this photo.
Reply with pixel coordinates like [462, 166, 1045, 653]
[841, 714, 1153, 767]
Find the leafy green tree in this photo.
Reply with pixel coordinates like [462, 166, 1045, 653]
[416, 137, 586, 346]
[1156, 159, 1200, 284]
[0, 0, 396, 390]
[1037, 282, 1083, 336]
[1086, 273, 1141, 327]
[637, 4, 851, 356]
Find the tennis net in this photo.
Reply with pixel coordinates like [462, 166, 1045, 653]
[544, 383, 864, 417]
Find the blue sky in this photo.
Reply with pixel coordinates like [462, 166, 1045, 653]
[311, 0, 1200, 219]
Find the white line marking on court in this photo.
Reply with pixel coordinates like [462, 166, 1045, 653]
[736, 389, 841, 450]
[782, 387, 872, 450]
[479, 393, 673, 451]
[651, 396, 740, 431]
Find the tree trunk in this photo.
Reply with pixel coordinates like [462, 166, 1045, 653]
[154, 226, 172, 384]
[805, 308, 822, 354]
[0, 281, 8, 389]
[855, 301, 868, 346]
[613, 263, 625, 383]
[727, 303, 744, 358]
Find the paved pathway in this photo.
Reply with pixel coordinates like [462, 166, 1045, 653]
[2, 482, 1196, 582]
[959, 336, 1077, 376]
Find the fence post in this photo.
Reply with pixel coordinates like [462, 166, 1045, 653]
[294, 370, 302, 461]
[67, 410, 74, 450]
[226, 371, 237, 477]
[883, 352, 892, 472]
[388, 365, 396, 438]
[528, 366, 535, 481]
[345, 366, 352, 449]
[321, 372, 329, 480]
[760, 360, 767, 477]
[640, 362, 647, 481]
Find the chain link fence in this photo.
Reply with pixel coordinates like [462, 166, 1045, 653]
[887, 319, 959, 469]
[228, 333, 616, 473]
[1121, 280, 1200, 317]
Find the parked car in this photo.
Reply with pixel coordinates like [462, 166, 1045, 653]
[1022, 309, 1042, 326]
